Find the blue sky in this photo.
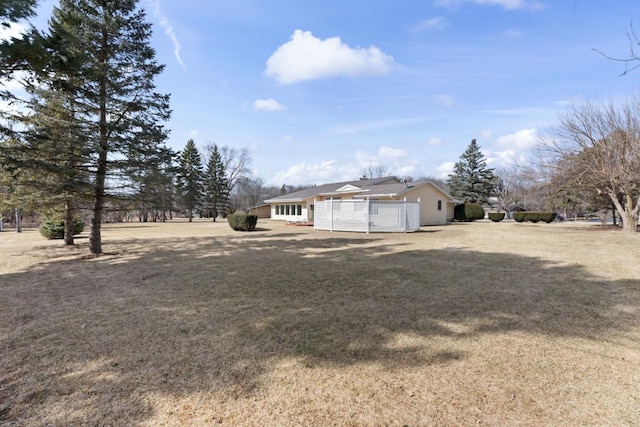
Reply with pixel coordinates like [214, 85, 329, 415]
[25, 0, 640, 185]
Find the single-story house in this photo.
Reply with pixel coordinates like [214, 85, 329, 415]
[264, 176, 458, 226]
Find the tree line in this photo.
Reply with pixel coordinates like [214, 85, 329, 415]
[447, 98, 640, 233]
[0, 1, 295, 252]
[3, 1, 639, 247]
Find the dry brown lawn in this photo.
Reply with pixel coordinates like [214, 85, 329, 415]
[1, 219, 639, 426]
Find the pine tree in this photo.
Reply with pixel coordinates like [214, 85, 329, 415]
[42, 0, 171, 253]
[447, 139, 496, 204]
[0, 1, 37, 27]
[24, 85, 93, 244]
[203, 144, 230, 221]
[127, 145, 176, 222]
[176, 139, 203, 222]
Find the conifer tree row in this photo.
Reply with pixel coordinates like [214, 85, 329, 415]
[1, 0, 171, 253]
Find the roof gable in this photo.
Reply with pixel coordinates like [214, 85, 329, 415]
[335, 184, 362, 192]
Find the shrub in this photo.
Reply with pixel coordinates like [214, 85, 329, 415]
[454, 203, 485, 222]
[39, 218, 85, 239]
[227, 214, 257, 231]
[541, 212, 557, 223]
[488, 212, 505, 222]
[513, 212, 526, 222]
[528, 212, 541, 223]
[512, 212, 557, 224]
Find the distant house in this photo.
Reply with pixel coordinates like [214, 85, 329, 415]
[248, 204, 271, 219]
[264, 176, 458, 226]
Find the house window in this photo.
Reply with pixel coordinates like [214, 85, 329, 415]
[437, 200, 442, 211]
[275, 205, 280, 215]
[286, 205, 290, 215]
[297, 204, 302, 215]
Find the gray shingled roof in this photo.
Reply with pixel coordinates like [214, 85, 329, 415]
[264, 177, 397, 203]
[264, 177, 457, 203]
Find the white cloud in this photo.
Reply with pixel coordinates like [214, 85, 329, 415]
[149, 0, 187, 71]
[270, 148, 418, 186]
[397, 164, 418, 178]
[188, 129, 199, 140]
[488, 149, 527, 167]
[495, 128, 538, 150]
[437, 162, 455, 179]
[265, 30, 394, 84]
[253, 98, 286, 112]
[379, 146, 408, 158]
[0, 23, 27, 42]
[271, 161, 354, 186]
[435, 94, 455, 107]
[412, 17, 449, 32]
[435, 0, 545, 10]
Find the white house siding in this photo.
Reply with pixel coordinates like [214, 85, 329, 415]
[271, 203, 308, 222]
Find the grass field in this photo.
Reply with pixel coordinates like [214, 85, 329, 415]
[1, 219, 639, 426]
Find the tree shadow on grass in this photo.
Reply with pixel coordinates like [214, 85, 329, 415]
[1, 232, 639, 425]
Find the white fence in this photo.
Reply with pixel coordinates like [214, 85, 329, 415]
[314, 199, 420, 233]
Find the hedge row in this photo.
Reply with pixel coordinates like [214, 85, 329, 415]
[39, 218, 85, 239]
[227, 214, 258, 231]
[488, 212, 505, 222]
[512, 212, 557, 223]
[454, 203, 485, 222]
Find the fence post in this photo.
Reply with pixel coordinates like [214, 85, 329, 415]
[16, 208, 22, 233]
[329, 198, 333, 232]
[366, 197, 370, 234]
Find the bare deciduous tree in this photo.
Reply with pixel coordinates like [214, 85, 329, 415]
[203, 144, 251, 193]
[493, 168, 525, 215]
[594, 21, 640, 75]
[540, 97, 640, 231]
[360, 163, 388, 179]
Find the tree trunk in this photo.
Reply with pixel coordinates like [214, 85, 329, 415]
[90, 149, 107, 253]
[64, 199, 74, 246]
[90, 24, 110, 255]
[609, 192, 639, 232]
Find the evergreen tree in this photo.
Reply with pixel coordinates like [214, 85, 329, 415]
[41, 0, 171, 253]
[127, 145, 176, 222]
[0, 1, 37, 27]
[24, 85, 92, 244]
[447, 139, 496, 204]
[203, 144, 230, 221]
[176, 139, 203, 222]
